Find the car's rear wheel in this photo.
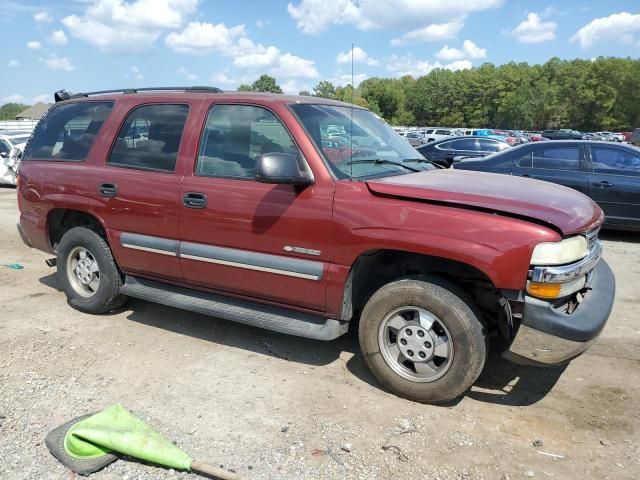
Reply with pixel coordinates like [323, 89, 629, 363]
[57, 227, 126, 314]
[359, 277, 487, 404]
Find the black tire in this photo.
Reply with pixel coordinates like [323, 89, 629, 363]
[57, 227, 127, 314]
[359, 277, 487, 404]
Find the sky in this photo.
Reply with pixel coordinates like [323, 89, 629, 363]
[1, 0, 639, 105]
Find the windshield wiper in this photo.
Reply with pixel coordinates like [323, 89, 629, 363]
[345, 158, 421, 172]
[402, 158, 445, 169]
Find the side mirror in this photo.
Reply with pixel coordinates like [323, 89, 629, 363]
[0, 152, 8, 159]
[255, 152, 313, 186]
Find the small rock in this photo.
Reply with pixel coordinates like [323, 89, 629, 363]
[599, 439, 609, 446]
[341, 443, 353, 453]
[615, 463, 624, 469]
[281, 426, 289, 433]
[532, 439, 544, 447]
[524, 471, 535, 477]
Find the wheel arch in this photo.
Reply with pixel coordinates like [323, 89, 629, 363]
[47, 208, 109, 252]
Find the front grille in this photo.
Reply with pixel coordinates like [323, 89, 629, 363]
[585, 228, 600, 253]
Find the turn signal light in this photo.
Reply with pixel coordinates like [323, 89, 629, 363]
[527, 282, 562, 299]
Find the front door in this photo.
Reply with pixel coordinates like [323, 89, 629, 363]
[512, 144, 590, 195]
[90, 102, 193, 282]
[588, 145, 640, 229]
[179, 103, 333, 312]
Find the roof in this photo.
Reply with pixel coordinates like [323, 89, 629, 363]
[58, 90, 361, 109]
[15, 102, 52, 120]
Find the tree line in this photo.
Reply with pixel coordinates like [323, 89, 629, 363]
[239, 57, 640, 131]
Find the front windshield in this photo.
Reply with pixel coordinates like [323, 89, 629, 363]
[290, 103, 432, 180]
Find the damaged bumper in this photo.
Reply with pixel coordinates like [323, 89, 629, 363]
[504, 260, 615, 366]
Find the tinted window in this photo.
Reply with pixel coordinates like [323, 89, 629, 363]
[478, 138, 507, 152]
[591, 147, 640, 177]
[23, 102, 113, 161]
[0, 140, 10, 155]
[197, 104, 298, 179]
[435, 129, 449, 135]
[108, 104, 188, 172]
[515, 152, 533, 168]
[450, 138, 478, 150]
[533, 147, 580, 170]
[436, 141, 452, 150]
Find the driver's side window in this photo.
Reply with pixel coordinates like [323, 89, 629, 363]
[196, 104, 297, 179]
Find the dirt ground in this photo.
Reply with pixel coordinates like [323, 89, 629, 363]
[0, 185, 638, 480]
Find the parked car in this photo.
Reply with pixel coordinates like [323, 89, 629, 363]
[422, 128, 459, 142]
[630, 128, 640, 147]
[17, 87, 614, 404]
[542, 129, 584, 140]
[454, 140, 640, 231]
[0, 131, 32, 186]
[416, 136, 510, 168]
[404, 131, 425, 147]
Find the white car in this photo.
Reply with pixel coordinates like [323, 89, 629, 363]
[422, 127, 461, 143]
[0, 131, 32, 186]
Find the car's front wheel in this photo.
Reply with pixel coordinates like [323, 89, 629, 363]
[359, 277, 487, 404]
[57, 227, 127, 314]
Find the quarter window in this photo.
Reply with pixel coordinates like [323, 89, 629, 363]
[591, 147, 640, 176]
[23, 102, 113, 161]
[515, 152, 533, 168]
[533, 147, 580, 170]
[108, 104, 189, 172]
[196, 104, 299, 179]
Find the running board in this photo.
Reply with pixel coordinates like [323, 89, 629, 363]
[120, 276, 348, 341]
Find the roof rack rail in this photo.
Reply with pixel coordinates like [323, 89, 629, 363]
[55, 86, 223, 102]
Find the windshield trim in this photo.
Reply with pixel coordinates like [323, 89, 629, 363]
[287, 103, 419, 182]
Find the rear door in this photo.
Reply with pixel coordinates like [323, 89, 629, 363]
[89, 101, 197, 282]
[512, 144, 589, 195]
[588, 145, 640, 228]
[178, 102, 333, 312]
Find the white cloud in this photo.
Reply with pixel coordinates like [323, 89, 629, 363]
[391, 20, 464, 45]
[210, 72, 235, 84]
[510, 13, 557, 43]
[571, 12, 640, 49]
[49, 30, 68, 45]
[386, 54, 472, 77]
[27, 41, 42, 50]
[165, 22, 246, 54]
[8, 59, 19, 68]
[34, 11, 52, 23]
[1, 94, 25, 104]
[288, 0, 502, 34]
[167, 21, 319, 79]
[63, 0, 198, 53]
[328, 72, 368, 87]
[280, 79, 313, 95]
[178, 66, 198, 81]
[336, 47, 379, 66]
[131, 65, 143, 79]
[32, 94, 52, 104]
[435, 39, 486, 61]
[43, 55, 75, 72]
[255, 20, 271, 28]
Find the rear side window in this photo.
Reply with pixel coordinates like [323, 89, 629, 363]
[23, 102, 113, 161]
[533, 147, 580, 170]
[591, 147, 640, 177]
[450, 138, 478, 150]
[478, 138, 507, 152]
[435, 129, 449, 135]
[108, 104, 189, 172]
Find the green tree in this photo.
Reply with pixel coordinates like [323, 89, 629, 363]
[312, 81, 336, 99]
[0, 103, 29, 120]
[298, 90, 311, 96]
[237, 84, 253, 91]
[251, 74, 283, 93]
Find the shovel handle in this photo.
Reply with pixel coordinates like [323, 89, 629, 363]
[191, 460, 242, 480]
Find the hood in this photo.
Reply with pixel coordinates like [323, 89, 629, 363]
[366, 170, 603, 236]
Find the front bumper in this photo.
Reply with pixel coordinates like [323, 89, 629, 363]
[504, 260, 615, 366]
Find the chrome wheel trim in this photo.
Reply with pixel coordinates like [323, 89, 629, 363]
[66, 246, 100, 298]
[378, 306, 454, 383]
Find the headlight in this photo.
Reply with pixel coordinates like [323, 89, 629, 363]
[530, 236, 588, 266]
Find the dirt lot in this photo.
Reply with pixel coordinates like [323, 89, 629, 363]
[1, 185, 639, 480]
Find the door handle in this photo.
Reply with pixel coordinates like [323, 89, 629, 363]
[593, 181, 613, 188]
[98, 182, 117, 197]
[183, 192, 207, 209]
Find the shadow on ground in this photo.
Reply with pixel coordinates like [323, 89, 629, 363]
[40, 272, 566, 406]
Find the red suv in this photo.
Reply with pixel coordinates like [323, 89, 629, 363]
[17, 87, 615, 404]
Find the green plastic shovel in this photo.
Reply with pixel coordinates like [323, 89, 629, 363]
[45, 404, 241, 479]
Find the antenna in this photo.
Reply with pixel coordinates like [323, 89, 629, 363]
[350, 43, 354, 181]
